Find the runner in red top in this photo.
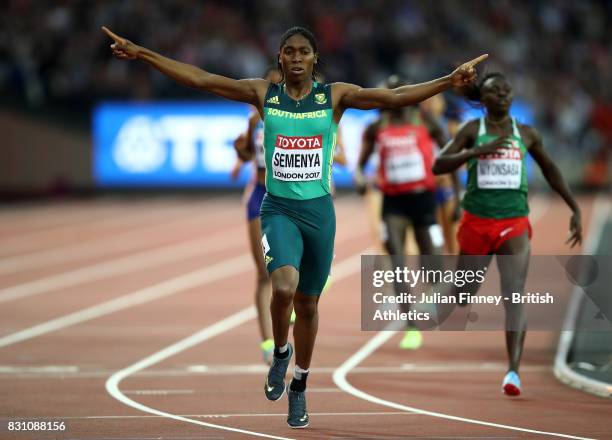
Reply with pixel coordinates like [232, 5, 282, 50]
[356, 76, 447, 350]
[376, 117, 437, 195]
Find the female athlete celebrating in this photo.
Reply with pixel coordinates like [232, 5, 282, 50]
[102, 24, 487, 428]
[433, 72, 582, 397]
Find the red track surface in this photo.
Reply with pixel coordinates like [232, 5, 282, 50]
[0, 194, 609, 440]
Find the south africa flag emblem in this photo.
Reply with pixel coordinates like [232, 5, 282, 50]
[315, 93, 327, 104]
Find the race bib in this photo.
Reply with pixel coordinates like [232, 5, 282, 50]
[272, 135, 323, 182]
[261, 233, 270, 257]
[385, 151, 426, 184]
[477, 147, 522, 189]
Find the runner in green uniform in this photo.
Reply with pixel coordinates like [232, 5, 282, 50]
[102, 24, 487, 428]
[433, 72, 583, 396]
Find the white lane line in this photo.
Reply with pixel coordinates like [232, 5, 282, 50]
[0, 201, 148, 224]
[0, 208, 125, 239]
[0, 365, 79, 373]
[185, 363, 552, 375]
[0, 205, 197, 255]
[398, 363, 551, 373]
[0, 227, 243, 304]
[123, 389, 195, 396]
[7, 412, 415, 420]
[0, 208, 367, 304]
[0, 364, 551, 379]
[333, 332, 594, 440]
[0, 209, 232, 276]
[332, 198, 596, 440]
[105, 248, 370, 440]
[0, 230, 370, 346]
[106, 307, 294, 440]
[91, 386, 339, 396]
[0, 253, 251, 348]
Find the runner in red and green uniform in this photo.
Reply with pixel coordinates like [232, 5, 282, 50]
[433, 72, 583, 397]
[102, 24, 487, 428]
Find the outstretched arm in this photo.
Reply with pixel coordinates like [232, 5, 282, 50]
[526, 126, 582, 247]
[101, 27, 266, 109]
[333, 54, 488, 113]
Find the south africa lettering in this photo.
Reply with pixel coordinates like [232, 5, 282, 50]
[266, 108, 328, 119]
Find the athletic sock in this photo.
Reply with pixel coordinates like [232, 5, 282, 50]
[289, 365, 309, 392]
[274, 343, 289, 359]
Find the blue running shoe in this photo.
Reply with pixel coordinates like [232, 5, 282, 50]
[264, 343, 293, 401]
[502, 370, 522, 396]
[287, 384, 309, 428]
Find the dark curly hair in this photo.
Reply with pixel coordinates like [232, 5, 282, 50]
[277, 26, 323, 82]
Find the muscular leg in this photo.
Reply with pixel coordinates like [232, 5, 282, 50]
[413, 225, 441, 255]
[269, 266, 299, 348]
[496, 231, 530, 373]
[248, 217, 272, 342]
[382, 214, 411, 313]
[414, 224, 444, 275]
[453, 252, 494, 303]
[292, 292, 320, 369]
[437, 198, 459, 254]
[431, 251, 494, 330]
[382, 213, 409, 258]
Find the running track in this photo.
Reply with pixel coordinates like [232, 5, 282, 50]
[0, 194, 610, 440]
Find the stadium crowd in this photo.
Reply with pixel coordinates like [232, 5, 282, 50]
[1, 0, 610, 182]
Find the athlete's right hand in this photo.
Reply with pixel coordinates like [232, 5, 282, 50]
[473, 137, 512, 156]
[101, 26, 140, 60]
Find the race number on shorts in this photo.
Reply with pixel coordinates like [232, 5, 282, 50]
[261, 234, 270, 257]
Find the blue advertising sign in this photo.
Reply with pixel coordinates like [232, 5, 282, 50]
[93, 102, 377, 188]
[93, 99, 535, 188]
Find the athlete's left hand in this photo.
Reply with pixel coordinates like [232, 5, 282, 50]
[449, 54, 489, 87]
[566, 211, 583, 248]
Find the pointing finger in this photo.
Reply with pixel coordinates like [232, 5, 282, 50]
[101, 26, 123, 43]
[466, 54, 489, 67]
